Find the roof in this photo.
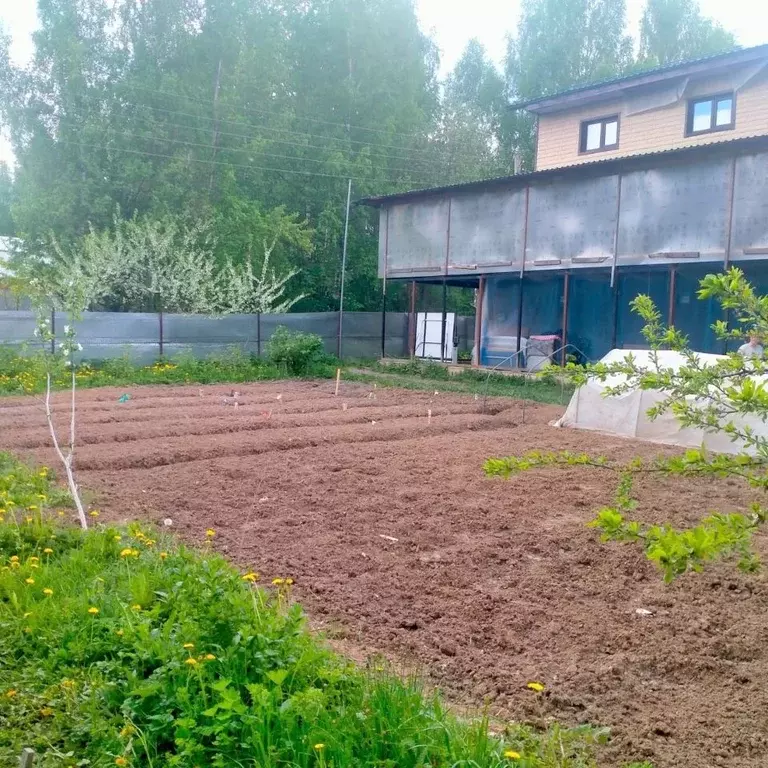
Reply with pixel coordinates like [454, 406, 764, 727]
[358, 133, 768, 208]
[511, 43, 768, 114]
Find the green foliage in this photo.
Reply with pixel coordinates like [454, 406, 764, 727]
[485, 268, 768, 580]
[0, 452, 608, 768]
[265, 327, 330, 376]
[0, 346, 337, 396]
[638, 0, 736, 66]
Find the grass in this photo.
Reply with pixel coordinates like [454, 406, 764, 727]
[347, 359, 574, 406]
[0, 345, 337, 396]
[0, 453, 619, 768]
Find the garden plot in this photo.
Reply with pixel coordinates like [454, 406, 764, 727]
[1, 380, 767, 768]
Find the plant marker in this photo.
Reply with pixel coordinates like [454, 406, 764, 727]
[428, 408, 432, 425]
[335, 367, 341, 396]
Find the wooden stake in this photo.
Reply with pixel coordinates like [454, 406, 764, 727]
[20, 748, 35, 767]
[334, 367, 341, 396]
[428, 408, 432, 425]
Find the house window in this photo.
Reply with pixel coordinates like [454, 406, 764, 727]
[579, 116, 619, 153]
[686, 94, 734, 136]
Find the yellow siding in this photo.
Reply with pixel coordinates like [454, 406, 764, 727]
[535, 70, 768, 170]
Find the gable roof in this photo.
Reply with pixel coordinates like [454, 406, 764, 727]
[511, 43, 768, 115]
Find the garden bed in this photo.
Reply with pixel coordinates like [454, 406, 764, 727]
[2, 380, 767, 767]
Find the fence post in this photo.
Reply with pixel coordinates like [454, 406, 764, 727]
[20, 748, 35, 767]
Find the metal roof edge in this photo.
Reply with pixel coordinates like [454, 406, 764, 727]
[357, 133, 768, 207]
[509, 43, 768, 114]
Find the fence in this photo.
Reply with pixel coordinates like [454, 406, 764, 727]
[0, 310, 475, 364]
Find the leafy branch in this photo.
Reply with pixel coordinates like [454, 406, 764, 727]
[485, 268, 768, 581]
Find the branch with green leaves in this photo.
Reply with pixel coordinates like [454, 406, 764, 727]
[485, 450, 766, 581]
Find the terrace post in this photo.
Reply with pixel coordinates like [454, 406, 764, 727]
[408, 280, 417, 358]
[560, 271, 570, 366]
[474, 275, 485, 367]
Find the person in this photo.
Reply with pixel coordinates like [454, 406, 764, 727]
[737, 334, 764, 359]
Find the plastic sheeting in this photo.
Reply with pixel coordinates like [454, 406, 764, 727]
[381, 200, 448, 277]
[558, 348, 766, 454]
[615, 269, 670, 348]
[731, 153, 768, 258]
[566, 271, 614, 362]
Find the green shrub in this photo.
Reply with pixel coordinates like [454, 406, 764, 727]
[0, 452, 611, 768]
[265, 326, 328, 376]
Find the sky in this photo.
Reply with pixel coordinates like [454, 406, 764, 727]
[1, 0, 768, 165]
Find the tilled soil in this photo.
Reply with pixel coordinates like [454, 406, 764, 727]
[1, 381, 766, 768]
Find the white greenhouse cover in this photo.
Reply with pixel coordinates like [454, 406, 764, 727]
[556, 348, 768, 454]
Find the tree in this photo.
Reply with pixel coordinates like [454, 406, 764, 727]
[485, 268, 768, 581]
[639, 0, 736, 66]
[504, 0, 634, 168]
[0, 163, 14, 236]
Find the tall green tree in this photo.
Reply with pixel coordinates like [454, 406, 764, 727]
[0, 163, 14, 236]
[504, 0, 634, 168]
[639, 0, 736, 66]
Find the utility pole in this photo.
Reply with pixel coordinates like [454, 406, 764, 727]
[208, 58, 223, 195]
[337, 178, 352, 358]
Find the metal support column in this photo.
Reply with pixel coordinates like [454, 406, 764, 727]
[668, 267, 677, 328]
[408, 280, 417, 358]
[474, 276, 485, 367]
[560, 272, 570, 366]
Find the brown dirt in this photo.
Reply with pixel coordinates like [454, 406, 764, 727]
[1, 380, 767, 768]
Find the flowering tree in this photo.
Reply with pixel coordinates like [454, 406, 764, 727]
[485, 268, 768, 581]
[23, 239, 125, 529]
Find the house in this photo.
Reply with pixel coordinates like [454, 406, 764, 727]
[361, 44, 768, 366]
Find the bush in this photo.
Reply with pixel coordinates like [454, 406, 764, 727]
[0, 452, 612, 768]
[265, 326, 328, 376]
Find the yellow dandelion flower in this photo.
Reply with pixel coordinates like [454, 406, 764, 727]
[159, 552, 168, 560]
[272, 578, 285, 586]
[10, 555, 19, 562]
[25, 516, 33, 523]
[313, 744, 325, 751]
[61, 679, 75, 689]
[43, 548, 53, 554]
[205, 529, 215, 538]
[115, 758, 129, 767]
[185, 657, 198, 666]
[30, 563, 39, 569]
[183, 643, 195, 649]
[29, 556, 39, 563]
[40, 707, 54, 717]
[88, 607, 99, 615]
[10, 562, 20, 569]
[503, 750, 521, 760]
[526, 681, 545, 693]
[130, 604, 141, 611]
[23, 612, 32, 618]
[25, 577, 35, 585]
[285, 578, 294, 585]
[5, 689, 17, 698]
[89, 510, 100, 518]
[242, 572, 259, 582]
[116, 629, 124, 636]
[43, 588, 53, 596]
[28, 506, 38, 511]
[114, 535, 122, 542]
[204, 654, 216, 661]
[120, 724, 135, 738]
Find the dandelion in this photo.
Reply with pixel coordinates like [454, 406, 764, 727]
[120, 724, 135, 738]
[10, 555, 19, 562]
[115, 758, 129, 767]
[503, 750, 521, 760]
[130, 604, 142, 611]
[43, 548, 53, 554]
[43, 588, 54, 596]
[89, 510, 100, 518]
[29, 556, 39, 563]
[204, 654, 216, 661]
[61, 679, 75, 689]
[242, 572, 259, 582]
[23, 612, 32, 618]
[159, 552, 168, 560]
[119, 548, 138, 558]
[88, 607, 99, 615]
[313, 744, 325, 751]
[272, 578, 285, 586]
[185, 657, 198, 666]
[114, 535, 122, 542]
[40, 707, 54, 717]
[526, 681, 545, 693]
[25, 578, 35, 585]
[286, 578, 294, 586]
[116, 629, 124, 636]
[183, 643, 195, 649]
[25, 516, 33, 523]
[5, 689, 17, 698]
[39, 468, 48, 477]
[205, 529, 215, 538]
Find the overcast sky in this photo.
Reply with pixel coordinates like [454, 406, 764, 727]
[2, 0, 767, 165]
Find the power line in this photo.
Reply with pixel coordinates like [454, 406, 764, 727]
[79, 125, 450, 186]
[75, 107, 452, 177]
[57, 137, 442, 187]
[121, 81, 439, 143]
